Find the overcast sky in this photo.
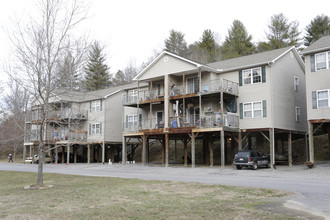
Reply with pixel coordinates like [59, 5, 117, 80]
[0, 0, 329, 81]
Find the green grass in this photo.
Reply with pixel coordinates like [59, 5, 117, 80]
[0, 171, 297, 220]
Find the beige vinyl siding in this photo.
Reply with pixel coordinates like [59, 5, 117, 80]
[221, 68, 272, 130]
[305, 55, 330, 120]
[272, 51, 307, 132]
[104, 93, 124, 143]
[87, 99, 105, 142]
[139, 54, 197, 81]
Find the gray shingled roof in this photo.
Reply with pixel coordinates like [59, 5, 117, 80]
[53, 82, 141, 103]
[303, 36, 330, 55]
[207, 46, 294, 71]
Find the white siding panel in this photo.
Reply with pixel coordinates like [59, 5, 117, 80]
[139, 55, 197, 80]
[272, 52, 307, 132]
[305, 55, 330, 120]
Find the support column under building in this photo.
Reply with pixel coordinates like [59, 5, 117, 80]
[55, 146, 58, 164]
[308, 122, 314, 163]
[23, 145, 26, 164]
[67, 144, 70, 164]
[220, 129, 225, 169]
[142, 135, 147, 165]
[102, 142, 105, 164]
[183, 139, 188, 167]
[165, 133, 169, 167]
[122, 136, 127, 164]
[191, 132, 195, 168]
[269, 128, 275, 168]
[209, 137, 214, 167]
[288, 131, 292, 167]
[87, 143, 90, 164]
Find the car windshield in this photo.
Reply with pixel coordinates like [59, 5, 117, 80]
[237, 152, 249, 157]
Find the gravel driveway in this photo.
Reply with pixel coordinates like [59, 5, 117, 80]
[1, 161, 330, 219]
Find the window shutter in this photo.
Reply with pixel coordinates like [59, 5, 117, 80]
[312, 91, 317, 109]
[126, 115, 128, 128]
[139, 114, 142, 128]
[100, 123, 102, 134]
[239, 103, 243, 119]
[261, 66, 266, 83]
[89, 124, 91, 135]
[263, 100, 267, 117]
[310, 54, 315, 72]
[239, 71, 242, 86]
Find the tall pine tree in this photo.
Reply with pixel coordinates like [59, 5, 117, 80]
[84, 41, 111, 91]
[164, 29, 188, 56]
[304, 15, 330, 46]
[222, 20, 255, 59]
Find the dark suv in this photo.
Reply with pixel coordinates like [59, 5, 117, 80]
[233, 150, 270, 170]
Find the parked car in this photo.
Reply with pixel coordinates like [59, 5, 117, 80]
[24, 156, 33, 163]
[233, 150, 270, 170]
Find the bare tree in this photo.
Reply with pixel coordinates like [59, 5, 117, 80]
[7, 0, 88, 187]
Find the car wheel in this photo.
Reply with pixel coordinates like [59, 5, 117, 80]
[252, 162, 258, 170]
[236, 165, 242, 170]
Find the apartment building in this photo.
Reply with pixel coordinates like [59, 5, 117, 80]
[122, 46, 306, 168]
[303, 36, 330, 162]
[23, 84, 134, 164]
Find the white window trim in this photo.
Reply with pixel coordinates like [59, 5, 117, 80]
[316, 89, 330, 108]
[127, 114, 138, 127]
[243, 101, 263, 118]
[315, 51, 330, 71]
[295, 106, 300, 122]
[91, 100, 101, 112]
[294, 76, 299, 92]
[91, 123, 101, 135]
[242, 67, 262, 85]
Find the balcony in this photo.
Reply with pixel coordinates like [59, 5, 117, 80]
[26, 110, 88, 123]
[123, 113, 239, 133]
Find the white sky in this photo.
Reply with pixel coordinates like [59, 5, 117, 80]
[0, 0, 329, 81]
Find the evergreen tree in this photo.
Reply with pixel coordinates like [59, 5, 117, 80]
[222, 20, 255, 59]
[304, 15, 330, 46]
[258, 13, 301, 51]
[164, 29, 188, 56]
[57, 52, 82, 90]
[84, 42, 111, 91]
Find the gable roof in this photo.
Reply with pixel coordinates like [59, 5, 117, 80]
[208, 46, 302, 72]
[134, 51, 219, 80]
[302, 36, 330, 55]
[51, 82, 140, 103]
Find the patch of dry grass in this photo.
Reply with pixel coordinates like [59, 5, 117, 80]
[0, 171, 297, 220]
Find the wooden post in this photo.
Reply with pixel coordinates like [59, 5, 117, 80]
[191, 132, 195, 168]
[62, 146, 65, 163]
[87, 144, 90, 164]
[328, 124, 330, 158]
[122, 136, 127, 164]
[220, 129, 225, 169]
[142, 135, 147, 165]
[74, 146, 77, 164]
[23, 145, 26, 164]
[238, 131, 242, 151]
[162, 136, 165, 166]
[174, 139, 177, 162]
[29, 145, 32, 157]
[102, 142, 105, 164]
[270, 128, 275, 168]
[67, 144, 70, 164]
[183, 139, 188, 167]
[55, 146, 58, 164]
[165, 133, 169, 167]
[308, 122, 314, 162]
[288, 131, 292, 167]
[209, 137, 214, 167]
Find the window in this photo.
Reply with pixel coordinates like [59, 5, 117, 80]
[294, 76, 299, 92]
[186, 77, 199, 93]
[295, 107, 300, 122]
[128, 114, 138, 128]
[317, 90, 329, 108]
[91, 100, 101, 112]
[243, 67, 261, 85]
[243, 101, 262, 118]
[90, 123, 101, 135]
[315, 51, 330, 71]
[128, 90, 138, 102]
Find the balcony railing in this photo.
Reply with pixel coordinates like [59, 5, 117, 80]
[24, 129, 88, 143]
[26, 110, 88, 122]
[123, 113, 239, 132]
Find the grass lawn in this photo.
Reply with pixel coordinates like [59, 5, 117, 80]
[0, 170, 295, 220]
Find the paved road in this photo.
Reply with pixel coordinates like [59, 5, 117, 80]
[1, 162, 330, 219]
